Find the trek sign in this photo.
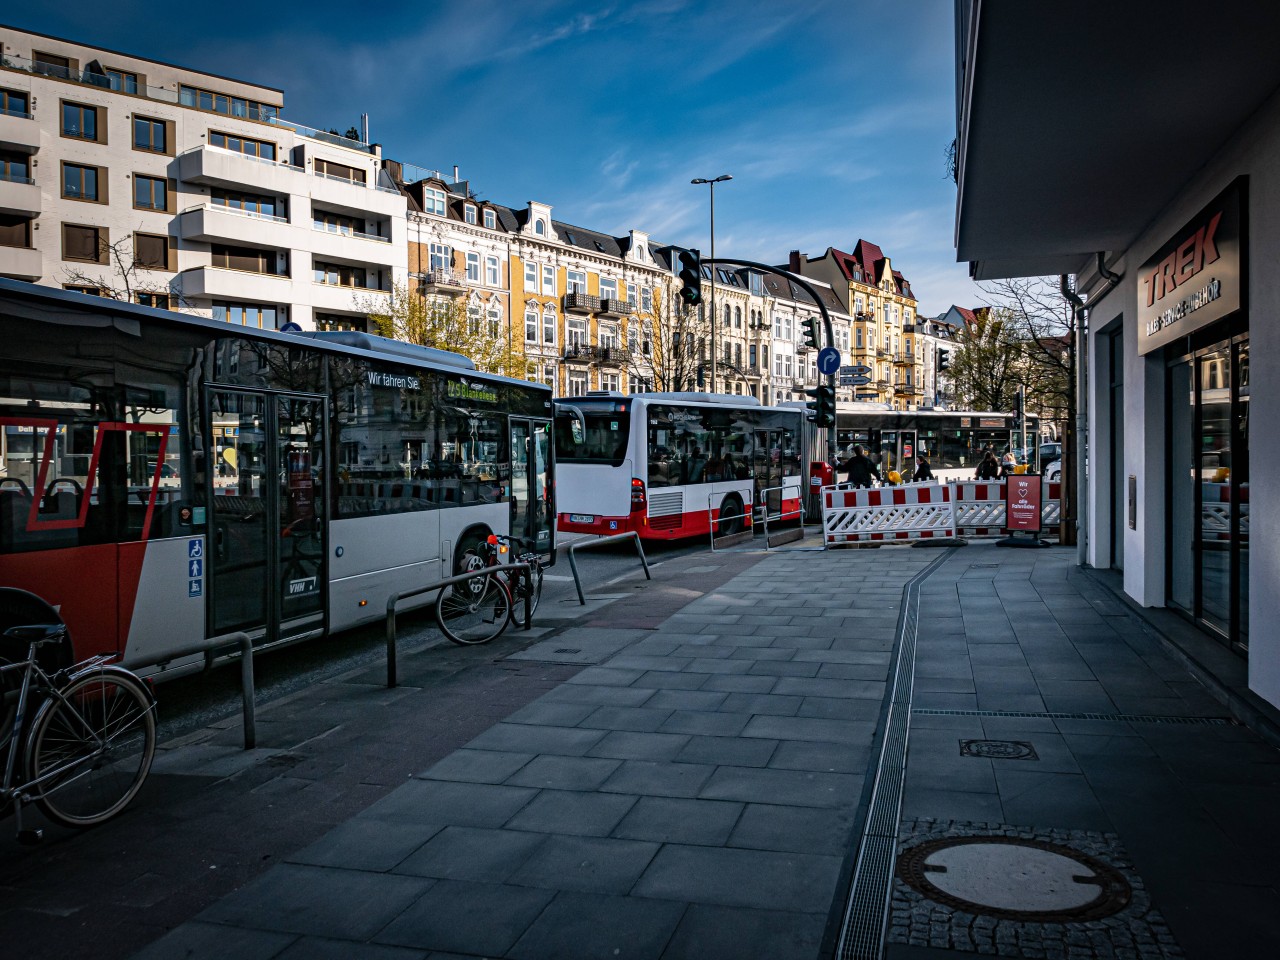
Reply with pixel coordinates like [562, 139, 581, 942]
[1138, 178, 1244, 355]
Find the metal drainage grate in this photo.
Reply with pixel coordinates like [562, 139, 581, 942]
[553, 648, 581, 654]
[913, 708, 1234, 725]
[960, 739, 1038, 760]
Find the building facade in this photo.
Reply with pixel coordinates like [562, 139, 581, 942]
[954, 3, 1280, 708]
[0, 25, 407, 329]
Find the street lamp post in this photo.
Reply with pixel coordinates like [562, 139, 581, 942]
[691, 174, 731, 393]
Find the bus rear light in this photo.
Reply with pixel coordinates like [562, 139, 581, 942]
[630, 478, 647, 513]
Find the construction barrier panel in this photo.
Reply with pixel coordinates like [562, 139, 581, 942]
[953, 479, 1062, 537]
[823, 482, 957, 546]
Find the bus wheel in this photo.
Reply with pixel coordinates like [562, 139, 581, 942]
[718, 494, 745, 537]
[453, 530, 489, 576]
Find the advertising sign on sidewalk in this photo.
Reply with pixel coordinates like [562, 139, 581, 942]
[1005, 475, 1042, 533]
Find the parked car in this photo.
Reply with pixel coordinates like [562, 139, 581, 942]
[1045, 459, 1062, 482]
[1039, 442, 1063, 463]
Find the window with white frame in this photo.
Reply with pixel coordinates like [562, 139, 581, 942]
[599, 323, 618, 350]
[524, 302, 538, 342]
[483, 209, 496, 229]
[642, 321, 652, 356]
[485, 255, 499, 286]
[600, 372, 619, 392]
[464, 204, 476, 225]
[628, 321, 638, 354]
[535, 220, 547, 236]
[734, 305, 742, 328]
[855, 296, 864, 316]
[429, 243, 451, 272]
[424, 187, 446, 216]
[466, 252, 480, 282]
[487, 300, 501, 338]
[567, 316, 587, 349]
[599, 277, 617, 301]
[543, 364, 555, 388]
[568, 373, 586, 396]
[774, 354, 783, 377]
[566, 269, 586, 294]
[543, 305, 556, 343]
[627, 285, 638, 309]
[524, 261, 538, 292]
[466, 297, 482, 335]
[542, 264, 555, 295]
[641, 286, 652, 313]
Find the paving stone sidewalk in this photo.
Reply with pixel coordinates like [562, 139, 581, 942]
[130, 548, 938, 960]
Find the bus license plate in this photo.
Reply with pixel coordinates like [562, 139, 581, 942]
[569, 514, 594, 524]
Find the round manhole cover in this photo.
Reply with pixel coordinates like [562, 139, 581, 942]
[897, 836, 1131, 922]
[961, 739, 1038, 760]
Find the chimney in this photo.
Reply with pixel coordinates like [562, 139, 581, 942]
[453, 165, 460, 183]
[789, 250, 806, 271]
[360, 113, 369, 144]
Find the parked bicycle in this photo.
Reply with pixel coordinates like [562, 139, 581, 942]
[434, 534, 545, 646]
[1, 588, 156, 844]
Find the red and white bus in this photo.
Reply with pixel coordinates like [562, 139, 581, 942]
[0, 280, 553, 679]
[553, 393, 806, 541]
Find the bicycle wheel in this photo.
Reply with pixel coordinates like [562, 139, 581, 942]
[436, 570, 511, 645]
[25, 668, 156, 829]
[507, 562, 544, 625]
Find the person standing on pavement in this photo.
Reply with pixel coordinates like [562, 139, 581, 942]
[844, 445, 881, 488]
[912, 456, 934, 482]
[975, 450, 1001, 480]
[1000, 451, 1017, 478]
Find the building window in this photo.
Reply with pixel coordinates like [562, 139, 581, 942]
[104, 67, 138, 93]
[62, 224, 105, 263]
[568, 374, 586, 396]
[486, 300, 501, 338]
[566, 270, 586, 294]
[542, 264, 555, 295]
[423, 187, 446, 216]
[567, 316, 587, 349]
[464, 204, 477, 225]
[485, 256, 499, 287]
[627, 285, 638, 310]
[484, 208, 497, 229]
[600, 277, 617, 301]
[181, 86, 278, 121]
[134, 233, 168, 270]
[313, 208, 356, 233]
[734, 305, 742, 329]
[601, 372, 620, 392]
[524, 303, 539, 342]
[315, 158, 365, 184]
[133, 117, 166, 153]
[61, 102, 100, 141]
[62, 163, 101, 202]
[429, 243, 451, 272]
[535, 220, 546, 236]
[0, 89, 29, 117]
[749, 344, 757, 367]
[466, 252, 480, 282]
[524, 261, 538, 292]
[543, 305, 556, 344]
[133, 175, 167, 211]
[210, 131, 275, 161]
[641, 286, 653, 313]
[214, 244, 279, 275]
[213, 301, 278, 329]
[466, 297, 482, 335]
[599, 324, 618, 350]
[136, 292, 170, 309]
[315, 261, 366, 287]
[0, 213, 32, 249]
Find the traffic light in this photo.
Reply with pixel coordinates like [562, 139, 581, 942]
[937, 348, 950, 371]
[804, 384, 836, 428]
[801, 315, 821, 350]
[677, 248, 702, 306]
[696, 364, 706, 388]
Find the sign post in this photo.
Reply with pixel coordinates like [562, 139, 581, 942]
[997, 474, 1049, 548]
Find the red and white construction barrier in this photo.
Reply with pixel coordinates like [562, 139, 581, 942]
[823, 482, 957, 545]
[952, 479, 1061, 536]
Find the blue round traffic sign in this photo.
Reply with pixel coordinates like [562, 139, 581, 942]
[817, 346, 840, 376]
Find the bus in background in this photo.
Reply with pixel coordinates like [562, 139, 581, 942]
[554, 393, 806, 541]
[815, 405, 1043, 482]
[0, 280, 553, 680]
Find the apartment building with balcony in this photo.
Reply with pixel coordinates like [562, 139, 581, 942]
[787, 242, 923, 409]
[758, 272, 851, 405]
[919, 310, 961, 409]
[0, 24, 407, 329]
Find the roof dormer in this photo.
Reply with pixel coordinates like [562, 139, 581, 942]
[625, 230, 650, 264]
[522, 201, 553, 240]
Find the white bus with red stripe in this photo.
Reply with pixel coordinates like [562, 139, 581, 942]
[0, 281, 553, 679]
[553, 393, 805, 541]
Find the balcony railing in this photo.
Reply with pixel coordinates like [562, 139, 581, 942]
[185, 202, 288, 224]
[195, 144, 305, 172]
[268, 116, 375, 155]
[314, 281, 389, 294]
[563, 292, 602, 314]
[562, 344, 624, 364]
[599, 297, 629, 317]
[313, 223, 392, 243]
[420, 269, 466, 293]
[893, 352, 915, 364]
[0, 105, 32, 120]
[0, 171, 34, 185]
[902, 323, 917, 333]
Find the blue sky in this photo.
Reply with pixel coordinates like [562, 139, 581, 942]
[19, 1, 980, 315]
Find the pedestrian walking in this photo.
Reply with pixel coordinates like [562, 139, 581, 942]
[844, 444, 881, 488]
[912, 456, 934, 482]
[1000, 452, 1017, 478]
[975, 450, 1001, 480]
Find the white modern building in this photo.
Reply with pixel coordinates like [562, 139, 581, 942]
[954, 3, 1280, 710]
[0, 25, 407, 330]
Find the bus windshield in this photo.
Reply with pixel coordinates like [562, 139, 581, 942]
[554, 407, 630, 466]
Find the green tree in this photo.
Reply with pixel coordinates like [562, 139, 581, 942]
[949, 306, 1025, 411]
[358, 283, 524, 377]
[978, 277, 1073, 425]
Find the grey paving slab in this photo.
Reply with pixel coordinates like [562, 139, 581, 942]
[600, 758, 718, 798]
[675, 733, 779, 767]
[287, 819, 444, 872]
[542, 683, 656, 707]
[700, 764, 862, 808]
[416, 749, 534, 784]
[661, 903, 826, 960]
[392, 825, 546, 882]
[746, 660, 822, 678]
[633, 669, 708, 689]
[901, 786, 1004, 822]
[993, 768, 1115, 832]
[632, 844, 842, 914]
[611, 795, 744, 845]
[741, 713, 875, 745]
[500, 700, 600, 727]
[504, 754, 623, 790]
[356, 779, 537, 828]
[464, 722, 608, 757]
[507, 834, 660, 894]
[199, 863, 433, 940]
[579, 704, 676, 732]
[769, 738, 871, 773]
[657, 709, 751, 737]
[728, 802, 856, 855]
[373, 879, 555, 956]
[275, 937, 428, 960]
[131, 922, 299, 960]
[644, 688, 730, 711]
[797, 696, 882, 721]
[585, 730, 692, 761]
[503, 788, 638, 836]
[717, 692, 803, 716]
[507, 891, 686, 960]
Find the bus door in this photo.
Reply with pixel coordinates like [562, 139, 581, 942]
[208, 389, 326, 644]
[753, 429, 783, 515]
[899, 430, 917, 477]
[510, 418, 554, 554]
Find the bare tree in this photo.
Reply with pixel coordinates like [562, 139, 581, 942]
[978, 276, 1074, 424]
[59, 232, 187, 308]
[620, 283, 710, 392]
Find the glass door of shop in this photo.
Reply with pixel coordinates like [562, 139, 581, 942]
[1168, 337, 1249, 651]
[208, 389, 326, 643]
